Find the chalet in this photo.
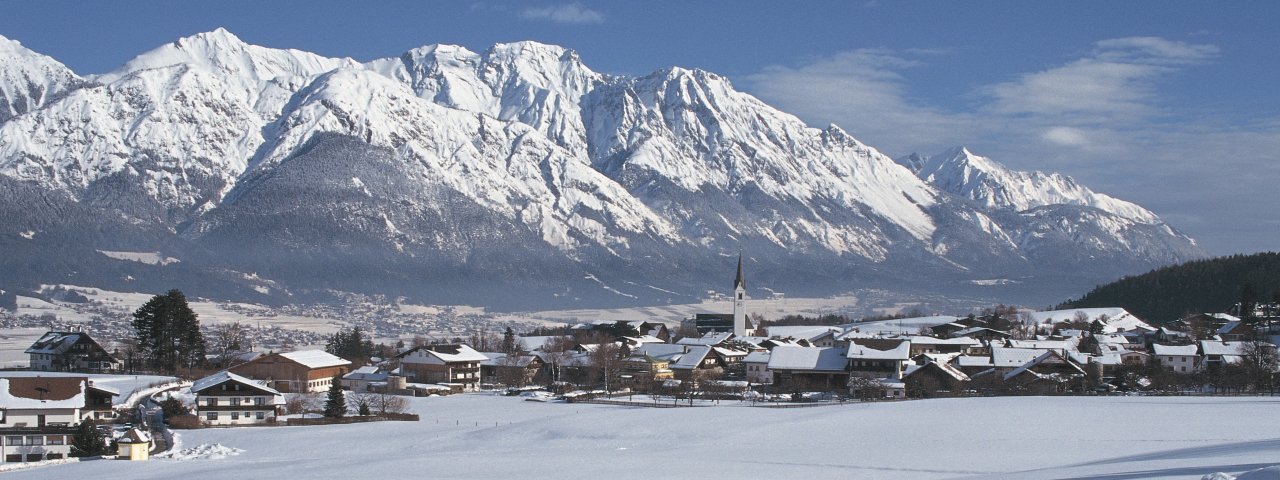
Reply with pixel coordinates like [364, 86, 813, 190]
[903, 359, 971, 394]
[1216, 322, 1254, 342]
[846, 338, 912, 380]
[229, 350, 352, 393]
[191, 371, 284, 426]
[954, 354, 995, 376]
[396, 344, 486, 391]
[669, 346, 725, 381]
[1152, 343, 1200, 373]
[991, 347, 1053, 375]
[743, 351, 772, 384]
[1001, 350, 1086, 394]
[767, 346, 848, 390]
[25, 331, 120, 373]
[480, 353, 544, 387]
[0, 376, 104, 463]
[1199, 340, 1256, 368]
[619, 355, 673, 385]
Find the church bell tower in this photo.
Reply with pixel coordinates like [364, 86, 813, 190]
[732, 254, 746, 337]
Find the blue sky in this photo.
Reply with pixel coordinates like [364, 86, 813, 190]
[2, 1, 1277, 255]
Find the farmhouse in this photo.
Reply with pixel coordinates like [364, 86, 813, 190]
[229, 350, 352, 393]
[0, 376, 117, 463]
[25, 331, 120, 373]
[192, 371, 285, 425]
[396, 344, 486, 391]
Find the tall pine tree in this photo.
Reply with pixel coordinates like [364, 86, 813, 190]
[323, 374, 346, 418]
[132, 289, 207, 374]
[70, 421, 107, 457]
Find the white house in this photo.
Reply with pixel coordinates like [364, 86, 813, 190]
[743, 351, 772, 384]
[396, 344, 487, 391]
[192, 371, 284, 426]
[1152, 344, 1200, 373]
[0, 376, 93, 463]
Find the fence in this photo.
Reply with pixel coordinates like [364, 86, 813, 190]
[285, 413, 419, 426]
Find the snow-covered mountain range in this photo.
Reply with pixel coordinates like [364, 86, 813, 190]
[0, 29, 1203, 308]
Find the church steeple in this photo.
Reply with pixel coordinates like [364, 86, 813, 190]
[732, 254, 747, 337]
[733, 254, 746, 291]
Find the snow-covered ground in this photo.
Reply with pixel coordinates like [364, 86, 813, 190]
[7, 394, 1278, 479]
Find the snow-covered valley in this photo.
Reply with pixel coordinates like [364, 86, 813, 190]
[5, 393, 1278, 479]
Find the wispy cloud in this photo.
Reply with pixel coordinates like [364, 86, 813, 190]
[519, 3, 605, 25]
[983, 37, 1218, 123]
[744, 49, 975, 153]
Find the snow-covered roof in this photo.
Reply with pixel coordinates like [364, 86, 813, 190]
[403, 344, 488, 363]
[479, 353, 540, 368]
[192, 371, 282, 396]
[343, 365, 389, 382]
[847, 339, 911, 360]
[0, 376, 86, 409]
[743, 351, 771, 364]
[1094, 334, 1131, 345]
[768, 347, 847, 372]
[635, 343, 687, 360]
[24, 331, 111, 356]
[1200, 341, 1249, 356]
[902, 336, 980, 346]
[956, 355, 993, 368]
[764, 326, 842, 341]
[1003, 351, 1083, 380]
[1006, 338, 1077, 352]
[1152, 344, 1199, 356]
[1211, 313, 1241, 322]
[991, 347, 1051, 367]
[280, 350, 352, 369]
[713, 347, 747, 358]
[120, 427, 152, 444]
[904, 360, 970, 382]
[677, 332, 733, 346]
[1027, 308, 1153, 333]
[670, 346, 712, 370]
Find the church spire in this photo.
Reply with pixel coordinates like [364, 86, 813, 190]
[733, 254, 746, 290]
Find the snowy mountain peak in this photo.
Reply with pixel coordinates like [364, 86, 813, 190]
[0, 33, 82, 123]
[909, 146, 1160, 224]
[96, 28, 356, 85]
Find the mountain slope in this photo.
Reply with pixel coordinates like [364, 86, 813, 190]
[1059, 252, 1280, 322]
[0, 34, 83, 124]
[0, 30, 1206, 308]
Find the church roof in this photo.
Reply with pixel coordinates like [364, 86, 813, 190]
[733, 254, 746, 290]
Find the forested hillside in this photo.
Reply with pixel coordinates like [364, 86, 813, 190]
[1059, 252, 1280, 322]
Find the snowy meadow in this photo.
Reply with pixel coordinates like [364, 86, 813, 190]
[7, 394, 1280, 479]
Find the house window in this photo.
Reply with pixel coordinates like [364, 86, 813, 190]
[26, 436, 42, 446]
[254, 397, 265, 406]
[231, 398, 241, 406]
[5, 436, 22, 446]
[207, 412, 218, 421]
[46, 435, 64, 446]
[231, 412, 240, 420]
[256, 412, 265, 420]
[206, 398, 218, 407]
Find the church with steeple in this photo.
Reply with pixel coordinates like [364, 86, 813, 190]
[691, 254, 754, 337]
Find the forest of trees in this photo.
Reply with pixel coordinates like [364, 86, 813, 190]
[1058, 252, 1280, 322]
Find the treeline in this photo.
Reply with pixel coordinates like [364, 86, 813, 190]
[1059, 252, 1280, 322]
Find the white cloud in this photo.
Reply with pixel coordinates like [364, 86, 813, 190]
[519, 3, 605, 25]
[983, 38, 1217, 121]
[744, 49, 974, 154]
[1041, 126, 1090, 147]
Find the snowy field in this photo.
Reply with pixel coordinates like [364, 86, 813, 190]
[7, 394, 1279, 479]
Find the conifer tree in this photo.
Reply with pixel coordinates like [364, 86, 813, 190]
[132, 289, 206, 374]
[323, 374, 346, 418]
[70, 421, 107, 457]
